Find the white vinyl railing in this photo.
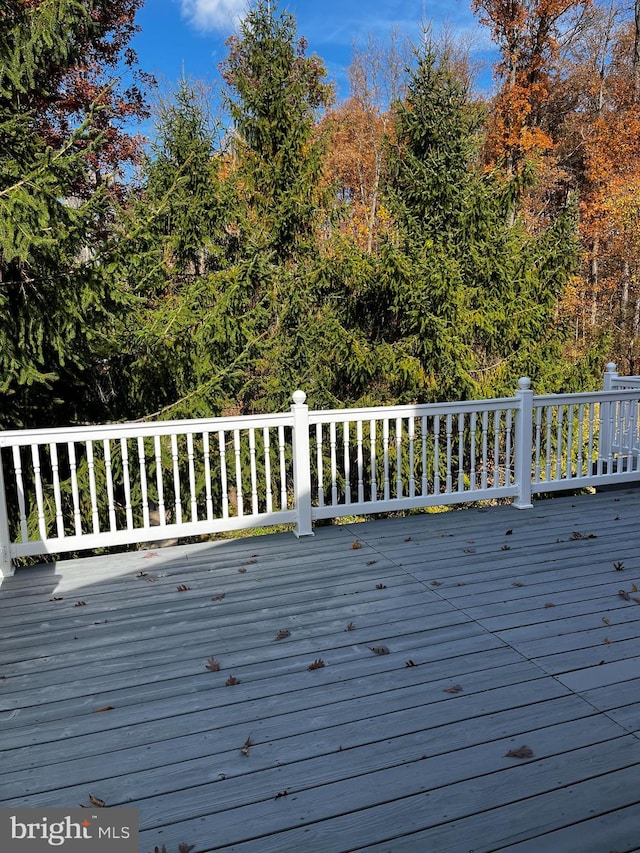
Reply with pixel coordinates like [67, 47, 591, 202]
[1, 363, 639, 575]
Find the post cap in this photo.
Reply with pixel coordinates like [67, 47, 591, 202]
[517, 377, 532, 391]
[292, 390, 307, 405]
[605, 362, 617, 373]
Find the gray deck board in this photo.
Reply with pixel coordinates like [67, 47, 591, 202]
[2, 488, 640, 852]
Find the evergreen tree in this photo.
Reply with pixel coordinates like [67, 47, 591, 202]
[0, 0, 146, 429]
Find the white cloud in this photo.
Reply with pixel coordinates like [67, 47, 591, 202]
[180, 0, 248, 32]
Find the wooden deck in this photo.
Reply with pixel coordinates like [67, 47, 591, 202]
[1, 489, 640, 852]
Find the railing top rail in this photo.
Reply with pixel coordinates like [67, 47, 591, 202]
[611, 376, 640, 387]
[307, 396, 519, 424]
[533, 388, 640, 407]
[0, 410, 294, 448]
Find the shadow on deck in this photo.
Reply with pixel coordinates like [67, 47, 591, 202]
[1, 489, 640, 852]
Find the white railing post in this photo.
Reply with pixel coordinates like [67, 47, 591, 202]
[513, 377, 534, 509]
[0, 445, 15, 577]
[600, 362, 618, 465]
[291, 390, 314, 537]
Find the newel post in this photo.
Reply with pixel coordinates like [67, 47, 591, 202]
[600, 362, 618, 464]
[0, 443, 14, 577]
[513, 377, 534, 510]
[291, 390, 314, 538]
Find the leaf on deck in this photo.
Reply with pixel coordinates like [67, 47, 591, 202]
[275, 790, 289, 799]
[238, 567, 247, 574]
[367, 560, 377, 565]
[405, 659, 417, 667]
[618, 589, 631, 601]
[344, 622, 356, 631]
[179, 845, 195, 853]
[603, 637, 612, 644]
[74, 601, 87, 607]
[176, 584, 191, 591]
[632, 583, 639, 592]
[512, 582, 525, 587]
[211, 593, 226, 602]
[430, 580, 442, 587]
[93, 706, 114, 713]
[154, 846, 167, 853]
[602, 616, 612, 626]
[240, 736, 252, 756]
[614, 561, 625, 571]
[308, 658, 325, 670]
[501, 545, 511, 551]
[205, 657, 220, 672]
[544, 602, 555, 608]
[369, 645, 389, 655]
[505, 745, 534, 758]
[351, 541, 362, 550]
[225, 675, 240, 686]
[49, 596, 63, 601]
[443, 684, 463, 694]
[375, 583, 387, 590]
[274, 629, 291, 640]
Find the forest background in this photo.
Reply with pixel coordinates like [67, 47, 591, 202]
[2, 0, 640, 433]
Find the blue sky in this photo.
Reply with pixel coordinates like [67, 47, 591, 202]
[131, 0, 496, 111]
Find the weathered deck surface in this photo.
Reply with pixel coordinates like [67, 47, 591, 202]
[1, 489, 640, 852]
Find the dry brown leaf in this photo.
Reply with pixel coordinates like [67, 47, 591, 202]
[603, 637, 612, 644]
[366, 560, 377, 565]
[598, 659, 606, 665]
[430, 580, 442, 587]
[404, 536, 412, 542]
[154, 846, 167, 853]
[74, 601, 87, 607]
[143, 552, 159, 559]
[501, 545, 511, 551]
[632, 583, 639, 593]
[179, 845, 195, 853]
[274, 629, 291, 640]
[237, 567, 247, 574]
[375, 583, 387, 590]
[619, 589, 631, 601]
[505, 529, 513, 535]
[505, 745, 534, 759]
[49, 596, 63, 601]
[241, 736, 252, 756]
[344, 622, 356, 632]
[405, 660, 417, 667]
[308, 658, 325, 671]
[205, 657, 220, 672]
[211, 593, 226, 602]
[544, 602, 555, 608]
[176, 584, 191, 592]
[369, 645, 390, 655]
[88, 794, 106, 807]
[602, 616, 612, 626]
[351, 540, 362, 550]
[512, 582, 525, 587]
[225, 675, 239, 686]
[93, 706, 114, 713]
[275, 790, 289, 799]
[614, 561, 625, 571]
[463, 548, 476, 554]
[443, 684, 463, 694]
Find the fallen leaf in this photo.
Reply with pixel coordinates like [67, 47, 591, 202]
[136, 571, 148, 577]
[176, 584, 191, 592]
[143, 552, 159, 559]
[275, 790, 289, 800]
[351, 541, 362, 550]
[404, 536, 412, 542]
[632, 583, 639, 593]
[571, 531, 598, 540]
[308, 658, 325, 671]
[375, 583, 387, 589]
[366, 559, 377, 565]
[225, 675, 239, 686]
[505, 529, 513, 535]
[238, 567, 247, 574]
[602, 616, 612, 626]
[598, 659, 606, 665]
[93, 706, 114, 713]
[369, 645, 390, 655]
[241, 736, 252, 756]
[544, 602, 555, 608]
[463, 548, 476, 554]
[154, 847, 167, 853]
[245, 559, 257, 565]
[615, 514, 621, 520]
[179, 845, 195, 853]
[618, 589, 631, 601]
[614, 561, 625, 571]
[49, 596, 63, 601]
[443, 684, 463, 694]
[205, 657, 220, 672]
[211, 593, 225, 602]
[274, 629, 291, 640]
[512, 582, 525, 587]
[456, 582, 466, 586]
[505, 745, 534, 759]
[603, 637, 612, 644]
[74, 601, 87, 607]
[501, 545, 511, 551]
[89, 794, 106, 807]
[405, 659, 417, 667]
[344, 622, 355, 631]
[430, 580, 442, 587]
